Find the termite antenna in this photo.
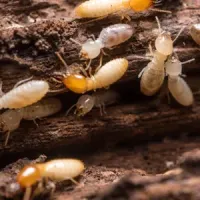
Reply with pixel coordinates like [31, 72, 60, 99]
[49, 88, 68, 93]
[66, 104, 76, 116]
[150, 8, 172, 14]
[13, 76, 33, 88]
[70, 38, 82, 46]
[55, 52, 68, 69]
[155, 16, 162, 33]
[181, 58, 195, 65]
[173, 26, 186, 43]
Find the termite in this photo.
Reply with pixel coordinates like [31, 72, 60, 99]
[55, 52, 129, 94]
[17, 159, 85, 200]
[138, 17, 184, 96]
[190, 24, 200, 45]
[67, 90, 119, 116]
[75, 0, 171, 19]
[71, 24, 134, 69]
[63, 58, 129, 94]
[0, 97, 62, 146]
[165, 56, 194, 106]
[0, 80, 49, 109]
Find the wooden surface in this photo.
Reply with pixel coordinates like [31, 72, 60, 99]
[0, 0, 200, 199]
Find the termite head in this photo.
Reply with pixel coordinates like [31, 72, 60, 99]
[128, 0, 152, 12]
[17, 165, 41, 188]
[63, 74, 87, 94]
[165, 57, 182, 77]
[80, 39, 102, 59]
[76, 95, 95, 116]
[0, 110, 22, 133]
[155, 31, 173, 56]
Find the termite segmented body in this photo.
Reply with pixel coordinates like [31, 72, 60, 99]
[22, 98, 62, 120]
[139, 28, 173, 96]
[165, 57, 194, 106]
[63, 58, 129, 94]
[0, 98, 62, 146]
[190, 24, 200, 45]
[17, 159, 85, 200]
[78, 24, 134, 60]
[36, 159, 85, 181]
[0, 80, 49, 109]
[74, 90, 119, 116]
[75, 0, 153, 18]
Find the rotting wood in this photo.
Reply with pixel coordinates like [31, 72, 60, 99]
[0, 1, 199, 157]
[0, 0, 200, 199]
[1, 140, 200, 200]
[0, 1, 200, 92]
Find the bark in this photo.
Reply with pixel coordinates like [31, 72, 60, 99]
[0, 0, 200, 200]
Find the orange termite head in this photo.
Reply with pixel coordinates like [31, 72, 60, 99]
[129, 0, 152, 12]
[17, 165, 41, 188]
[63, 74, 88, 94]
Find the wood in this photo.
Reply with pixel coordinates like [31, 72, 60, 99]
[0, 0, 200, 199]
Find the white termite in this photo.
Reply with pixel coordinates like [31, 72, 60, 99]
[36, 159, 85, 182]
[63, 58, 129, 94]
[190, 24, 200, 45]
[22, 97, 62, 120]
[17, 159, 85, 200]
[0, 80, 49, 109]
[138, 17, 184, 96]
[67, 90, 119, 116]
[71, 24, 134, 63]
[74, 0, 171, 19]
[0, 97, 62, 146]
[165, 57, 194, 106]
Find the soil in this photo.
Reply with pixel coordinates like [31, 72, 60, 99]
[0, 0, 200, 200]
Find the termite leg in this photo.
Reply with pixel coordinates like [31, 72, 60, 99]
[118, 9, 131, 21]
[51, 77, 63, 84]
[33, 119, 39, 127]
[13, 76, 33, 88]
[69, 178, 79, 185]
[0, 79, 4, 97]
[80, 16, 108, 25]
[4, 131, 11, 147]
[85, 59, 92, 71]
[31, 181, 42, 199]
[101, 49, 109, 56]
[99, 105, 103, 116]
[79, 66, 89, 77]
[148, 42, 154, 56]
[55, 52, 68, 69]
[89, 67, 93, 77]
[23, 187, 32, 200]
[102, 104, 107, 115]
[138, 67, 147, 78]
[89, 34, 96, 41]
[70, 38, 82, 46]
[95, 54, 103, 73]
